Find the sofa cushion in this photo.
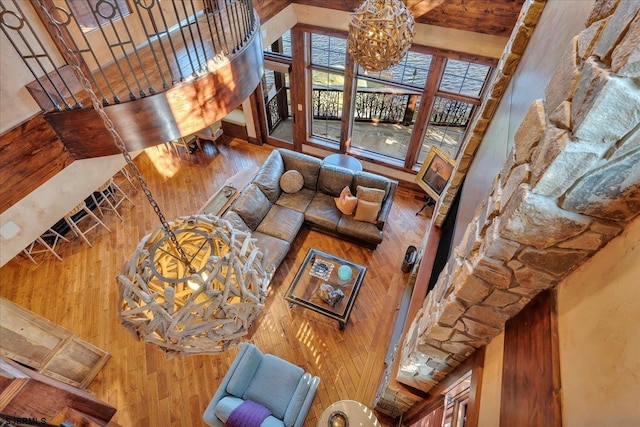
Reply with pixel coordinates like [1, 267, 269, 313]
[226, 344, 264, 397]
[276, 188, 315, 213]
[243, 354, 305, 419]
[278, 149, 322, 190]
[252, 232, 290, 274]
[356, 185, 386, 203]
[337, 216, 384, 244]
[353, 199, 381, 223]
[257, 206, 304, 243]
[334, 186, 357, 215]
[254, 150, 285, 203]
[305, 193, 342, 231]
[317, 165, 355, 197]
[232, 184, 271, 230]
[354, 171, 391, 198]
[279, 170, 304, 194]
[221, 210, 251, 233]
[215, 396, 284, 427]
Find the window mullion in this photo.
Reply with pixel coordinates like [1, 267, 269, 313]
[405, 56, 446, 169]
[340, 51, 357, 152]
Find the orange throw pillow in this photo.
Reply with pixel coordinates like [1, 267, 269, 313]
[334, 186, 357, 215]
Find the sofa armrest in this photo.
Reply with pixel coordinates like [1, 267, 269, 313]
[203, 343, 259, 426]
[377, 180, 397, 230]
[290, 374, 321, 427]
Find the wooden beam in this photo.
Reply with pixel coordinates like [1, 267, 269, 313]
[500, 290, 562, 426]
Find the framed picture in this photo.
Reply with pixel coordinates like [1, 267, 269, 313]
[415, 146, 455, 201]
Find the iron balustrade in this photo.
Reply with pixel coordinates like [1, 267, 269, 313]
[264, 84, 475, 135]
[310, 88, 475, 128]
[0, 0, 257, 111]
[265, 87, 288, 132]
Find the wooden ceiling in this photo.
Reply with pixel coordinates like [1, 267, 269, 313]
[289, 0, 525, 37]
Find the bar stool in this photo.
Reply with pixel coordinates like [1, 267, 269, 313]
[22, 228, 68, 265]
[169, 136, 201, 159]
[115, 164, 138, 193]
[91, 178, 135, 221]
[194, 126, 221, 154]
[63, 201, 111, 247]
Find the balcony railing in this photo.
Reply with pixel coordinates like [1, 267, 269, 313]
[311, 88, 475, 128]
[1, 0, 257, 111]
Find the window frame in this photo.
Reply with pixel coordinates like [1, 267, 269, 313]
[268, 25, 496, 173]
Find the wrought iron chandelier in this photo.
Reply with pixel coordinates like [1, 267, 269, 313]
[37, 1, 269, 357]
[347, 0, 415, 72]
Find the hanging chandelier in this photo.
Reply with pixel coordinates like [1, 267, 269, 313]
[347, 0, 415, 72]
[118, 215, 269, 356]
[37, 2, 269, 357]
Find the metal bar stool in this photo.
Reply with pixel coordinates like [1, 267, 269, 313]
[63, 201, 110, 247]
[22, 228, 69, 265]
[91, 178, 135, 221]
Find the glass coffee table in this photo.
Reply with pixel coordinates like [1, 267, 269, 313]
[284, 248, 366, 329]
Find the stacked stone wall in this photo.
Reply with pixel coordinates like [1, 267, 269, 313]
[376, 0, 639, 415]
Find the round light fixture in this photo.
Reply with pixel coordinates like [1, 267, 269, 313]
[347, 0, 415, 72]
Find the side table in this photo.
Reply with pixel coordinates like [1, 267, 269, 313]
[318, 400, 380, 427]
[324, 153, 363, 172]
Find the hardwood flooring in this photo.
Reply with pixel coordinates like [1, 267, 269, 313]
[0, 140, 429, 427]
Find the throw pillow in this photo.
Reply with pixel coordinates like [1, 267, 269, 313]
[354, 199, 380, 223]
[356, 185, 385, 204]
[334, 186, 357, 215]
[279, 170, 304, 194]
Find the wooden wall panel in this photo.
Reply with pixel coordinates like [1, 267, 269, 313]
[292, 0, 523, 37]
[255, 0, 291, 23]
[500, 290, 562, 427]
[0, 358, 116, 425]
[0, 115, 74, 214]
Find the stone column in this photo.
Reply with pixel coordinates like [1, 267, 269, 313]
[377, 0, 640, 416]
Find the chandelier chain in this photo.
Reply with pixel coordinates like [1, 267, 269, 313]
[35, 0, 196, 274]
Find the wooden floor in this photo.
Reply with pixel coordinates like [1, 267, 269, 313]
[0, 140, 430, 427]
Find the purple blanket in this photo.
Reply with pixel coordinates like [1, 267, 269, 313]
[226, 400, 271, 427]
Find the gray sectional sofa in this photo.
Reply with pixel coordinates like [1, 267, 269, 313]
[222, 148, 397, 273]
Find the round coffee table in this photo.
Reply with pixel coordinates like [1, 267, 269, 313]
[324, 153, 363, 172]
[318, 400, 380, 427]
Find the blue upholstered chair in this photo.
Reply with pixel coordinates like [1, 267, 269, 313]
[203, 343, 320, 427]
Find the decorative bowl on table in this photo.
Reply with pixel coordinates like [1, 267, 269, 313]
[328, 410, 348, 427]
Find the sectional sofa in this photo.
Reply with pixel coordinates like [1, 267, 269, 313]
[222, 148, 397, 273]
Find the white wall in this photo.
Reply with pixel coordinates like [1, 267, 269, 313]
[0, 4, 62, 132]
[452, 0, 595, 248]
[557, 215, 640, 426]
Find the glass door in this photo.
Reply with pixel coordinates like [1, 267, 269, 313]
[262, 63, 292, 144]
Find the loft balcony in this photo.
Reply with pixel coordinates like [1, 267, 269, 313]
[2, 0, 263, 159]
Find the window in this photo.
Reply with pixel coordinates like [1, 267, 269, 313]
[311, 34, 347, 70]
[311, 70, 344, 143]
[418, 97, 476, 162]
[440, 60, 490, 97]
[261, 27, 493, 172]
[309, 34, 348, 144]
[67, 0, 132, 32]
[351, 50, 431, 161]
[265, 30, 292, 57]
